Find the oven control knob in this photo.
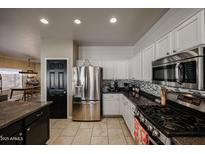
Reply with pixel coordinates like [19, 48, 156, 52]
[152, 130, 160, 137]
[140, 116, 145, 123]
[148, 126, 154, 132]
[135, 110, 140, 117]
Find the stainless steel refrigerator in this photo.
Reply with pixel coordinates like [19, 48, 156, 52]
[72, 65, 102, 121]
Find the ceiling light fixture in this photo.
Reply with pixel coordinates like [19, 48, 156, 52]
[74, 19, 81, 24]
[40, 18, 49, 24]
[110, 17, 117, 23]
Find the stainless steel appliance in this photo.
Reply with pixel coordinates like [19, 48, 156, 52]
[134, 92, 205, 145]
[72, 65, 102, 121]
[152, 47, 205, 90]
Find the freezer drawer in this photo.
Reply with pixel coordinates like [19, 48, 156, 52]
[72, 101, 101, 121]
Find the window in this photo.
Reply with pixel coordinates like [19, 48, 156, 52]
[0, 68, 22, 91]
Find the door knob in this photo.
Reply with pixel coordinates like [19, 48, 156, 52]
[63, 91, 67, 94]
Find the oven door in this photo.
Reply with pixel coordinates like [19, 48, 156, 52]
[152, 58, 200, 90]
[134, 118, 149, 145]
[134, 118, 164, 145]
[134, 118, 162, 145]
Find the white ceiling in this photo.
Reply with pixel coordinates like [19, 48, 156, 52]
[0, 8, 168, 60]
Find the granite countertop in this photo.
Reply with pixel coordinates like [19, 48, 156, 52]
[0, 101, 52, 129]
[103, 91, 205, 145]
[122, 92, 158, 106]
[103, 91, 159, 106]
[172, 137, 205, 145]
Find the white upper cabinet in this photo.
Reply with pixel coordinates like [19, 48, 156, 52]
[155, 32, 173, 59]
[102, 60, 128, 79]
[173, 10, 205, 52]
[135, 50, 142, 80]
[114, 60, 128, 79]
[128, 57, 134, 79]
[128, 49, 142, 80]
[142, 44, 155, 81]
[102, 61, 115, 79]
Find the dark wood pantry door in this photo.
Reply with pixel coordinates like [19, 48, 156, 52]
[47, 60, 67, 118]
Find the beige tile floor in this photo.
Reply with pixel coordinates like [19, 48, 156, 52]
[47, 117, 135, 145]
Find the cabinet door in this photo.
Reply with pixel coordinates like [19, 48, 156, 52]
[155, 33, 173, 59]
[128, 58, 134, 79]
[122, 100, 127, 120]
[0, 121, 23, 145]
[104, 100, 120, 115]
[25, 115, 49, 145]
[142, 44, 155, 81]
[103, 94, 120, 115]
[114, 61, 128, 79]
[130, 104, 135, 138]
[173, 10, 205, 52]
[124, 101, 130, 128]
[119, 95, 124, 115]
[102, 61, 114, 79]
[135, 50, 142, 80]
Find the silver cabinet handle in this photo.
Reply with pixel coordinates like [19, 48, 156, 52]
[36, 112, 43, 117]
[27, 128, 30, 132]
[19, 132, 23, 136]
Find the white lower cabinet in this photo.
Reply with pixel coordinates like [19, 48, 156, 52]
[103, 94, 120, 115]
[103, 94, 135, 139]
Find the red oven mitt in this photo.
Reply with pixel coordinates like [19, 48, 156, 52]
[140, 126, 149, 145]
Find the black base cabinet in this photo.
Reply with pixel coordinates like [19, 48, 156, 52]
[0, 121, 23, 145]
[0, 106, 50, 145]
[24, 107, 49, 145]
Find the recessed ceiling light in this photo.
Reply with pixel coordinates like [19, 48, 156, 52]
[110, 17, 117, 23]
[40, 18, 49, 24]
[74, 19, 81, 24]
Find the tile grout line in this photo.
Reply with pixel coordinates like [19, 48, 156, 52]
[89, 123, 94, 145]
[51, 120, 70, 144]
[106, 118, 110, 145]
[71, 122, 81, 145]
[119, 118, 128, 145]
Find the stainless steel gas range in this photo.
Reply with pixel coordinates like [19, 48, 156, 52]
[134, 92, 205, 145]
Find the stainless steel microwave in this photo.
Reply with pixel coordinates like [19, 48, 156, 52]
[152, 47, 205, 90]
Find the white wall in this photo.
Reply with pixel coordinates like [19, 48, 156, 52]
[133, 8, 201, 53]
[79, 46, 134, 60]
[40, 39, 74, 117]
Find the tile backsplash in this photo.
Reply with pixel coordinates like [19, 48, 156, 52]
[102, 79, 161, 96]
[132, 80, 161, 97]
[102, 79, 205, 97]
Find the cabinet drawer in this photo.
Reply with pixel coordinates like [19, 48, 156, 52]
[24, 106, 49, 126]
[103, 94, 120, 101]
[103, 94, 113, 100]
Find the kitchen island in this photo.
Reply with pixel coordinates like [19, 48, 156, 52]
[0, 100, 52, 145]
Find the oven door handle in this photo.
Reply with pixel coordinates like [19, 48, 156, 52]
[175, 62, 184, 84]
[148, 136, 159, 145]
